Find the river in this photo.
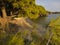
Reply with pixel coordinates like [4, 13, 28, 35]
[35, 14, 60, 27]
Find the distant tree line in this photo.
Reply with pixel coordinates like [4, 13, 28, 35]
[47, 11, 60, 14]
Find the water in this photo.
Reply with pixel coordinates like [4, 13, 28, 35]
[35, 14, 60, 27]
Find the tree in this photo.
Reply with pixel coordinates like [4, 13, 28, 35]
[11, 0, 48, 19]
[0, 0, 48, 19]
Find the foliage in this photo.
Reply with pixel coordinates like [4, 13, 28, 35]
[13, 0, 48, 19]
[0, 0, 48, 19]
[0, 29, 47, 45]
[48, 17, 60, 45]
[0, 31, 14, 45]
[8, 30, 42, 45]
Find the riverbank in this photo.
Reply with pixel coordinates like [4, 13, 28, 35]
[0, 16, 48, 45]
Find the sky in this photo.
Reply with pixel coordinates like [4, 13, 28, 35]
[36, 0, 60, 12]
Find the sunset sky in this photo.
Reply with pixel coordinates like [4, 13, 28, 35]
[36, 0, 60, 12]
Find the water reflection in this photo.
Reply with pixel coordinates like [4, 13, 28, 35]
[35, 14, 60, 27]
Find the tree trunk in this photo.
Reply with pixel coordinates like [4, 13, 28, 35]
[1, 7, 7, 18]
[1, 6, 9, 31]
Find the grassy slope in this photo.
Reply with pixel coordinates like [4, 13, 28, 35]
[48, 17, 60, 45]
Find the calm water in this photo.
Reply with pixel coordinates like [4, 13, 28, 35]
[36, 14, 60, 27]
